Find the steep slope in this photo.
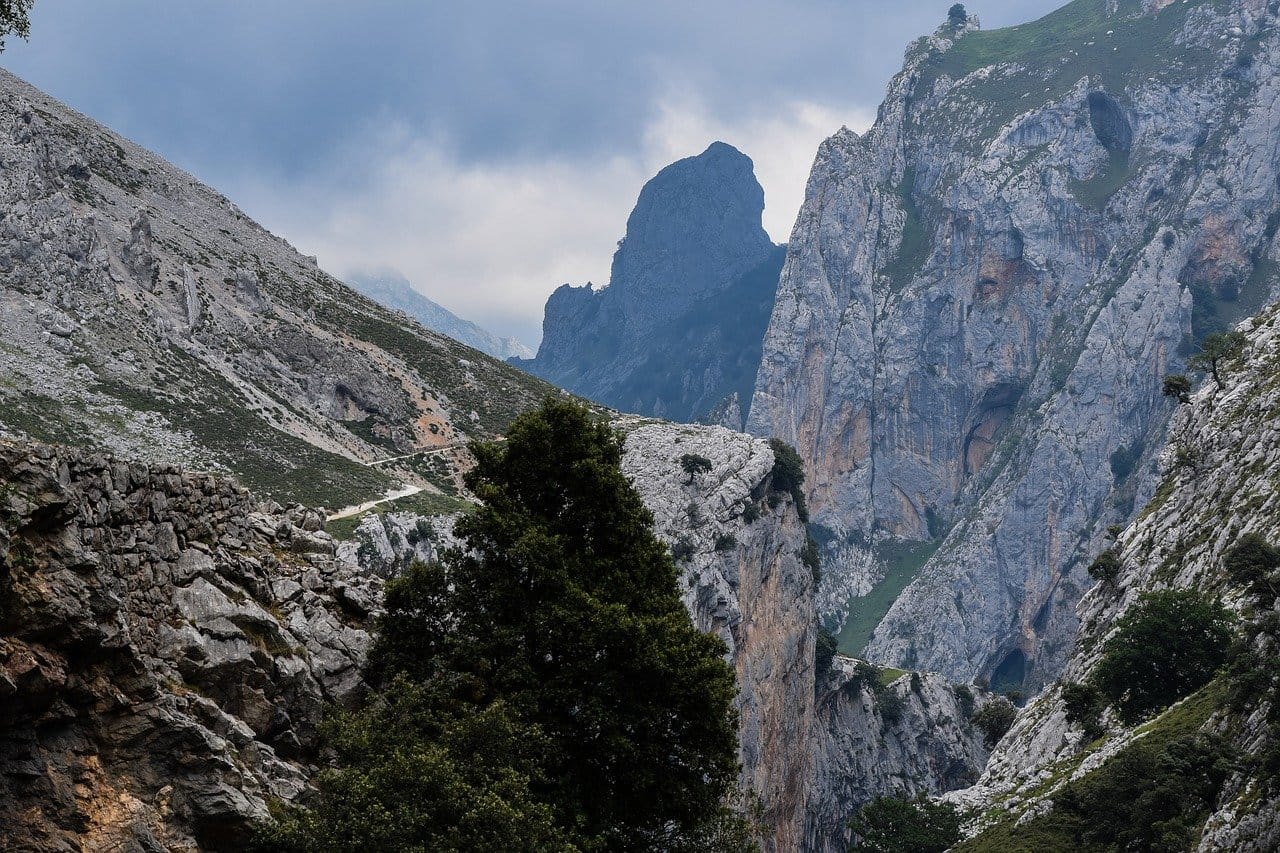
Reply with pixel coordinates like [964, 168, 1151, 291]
[952, 300, 1280, 850]
[515, 142, 784, 427]
[0, 68, 553, 511]
[0, 440, 379, 851]
[346, 270, 533, 360]
[749, 0, 1280, 689]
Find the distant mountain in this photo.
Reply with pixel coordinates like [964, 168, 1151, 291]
[513, 142, 784, 427]
[346, 271, 534, 360]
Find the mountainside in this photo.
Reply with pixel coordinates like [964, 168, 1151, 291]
[749, 0, 1280, 689]
[0, 67, 553, 511]
[515, 142, 784, 427]
[951, 294, 1280, 850]
[345, 270, 533, 361]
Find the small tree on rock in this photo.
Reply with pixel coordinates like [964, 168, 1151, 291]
[947, 3, 968, 28]
[1162, 373, 1193, 404]
[1223, 533, 1280, 599]
[1188, 331, 1247, 386]
[680, 452, 713, 483]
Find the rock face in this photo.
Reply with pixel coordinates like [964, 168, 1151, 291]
[749, 0, 1280, 689]
[0, 67, 552, 511]
[617, 421, 815, 849]
[516, 143, 784, 426]
[951, 299, 1280, 849]
[807, 660, 1002, 852]
[0, 439, 380, 852]
[346, 270, 533, 361]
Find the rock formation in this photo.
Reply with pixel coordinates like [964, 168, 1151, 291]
[0, 440, 380, 851]
[515, 142, 784, 427]
[0, 67, 552, 512]
[749, 0, 1280, 689]
[346, 270, 533, 361]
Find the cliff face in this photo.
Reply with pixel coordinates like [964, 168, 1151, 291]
[0, 440, 379, 852]
[0, 68, 552, 511]
[749, 0, 1280, 688]
[517, 143, 784, 426]
[951, 298, 1280, 849]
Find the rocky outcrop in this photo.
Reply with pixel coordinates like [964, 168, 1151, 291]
[0, 440, 379, 852]
[617, 421, 815, 849]
[749, 0, 1280, 689]
[516, 143, 784, 426]
[951, 297, 1280, 848]
[346, 270, 533, 361]
[0, 67, 552, 511]
[807, 660, 1001, 852]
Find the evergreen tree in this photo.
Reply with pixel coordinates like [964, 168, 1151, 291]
[262, 398, 745, 851]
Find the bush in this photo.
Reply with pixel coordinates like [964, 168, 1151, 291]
[1223, 533, 1280, 599]
[670, 537, 696, 562]
[1061, 681, 1106, 741]
[1093, 589, 1234, 724]
[878, 689, 905, 728]
[850, 795, 961, 853]
[741, 502, 761, 524]
[1088, 549, 1122, 585]
[768, 438, 809, 522]
[947, 3, 968, 28]
[972, 700, 1016, 747]
[800, 535, 822, 585]
[815, 627, 838, 679]
[679, 453, 713, 482]
[1162, 373, 1192, 403]
[953, 684, 974, 719]
[713, 533, 737, 552]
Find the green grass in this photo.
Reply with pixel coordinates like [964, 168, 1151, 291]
[1068, 150, 1133, 211]
[837, 539, 940, 655]
[885, 167, 932, 291]
[876, 667, 909, 688]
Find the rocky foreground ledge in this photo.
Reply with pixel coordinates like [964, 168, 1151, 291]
[0, 439, 380, 851]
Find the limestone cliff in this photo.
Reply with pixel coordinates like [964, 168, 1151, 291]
[0, 440, 379, 851]
[749, 0, 1280, 689]
[0, 67, 552, 511]
[951, 298, 1280, 849]
[516, 143, 784, 426]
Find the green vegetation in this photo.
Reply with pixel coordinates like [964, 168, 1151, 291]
[1093, 589, 1234, 724]
[815, 627, 838, 679]
[680, 452, 713, 482]
[259, 399, 746, 850]
[1061, 681, 1106, 741]
[1086, 549, 1121, 585]
[1223, 533, 1280, 599]
[1161, 373, 1192, 404]
[0, 0, 32, 51]
[713, 533, 738, 552]
[850, 795, 962, 853]
[767, 437, 809, 522]
[800, 535, 822, 585]
[972, 700, 1017, 748]
[837, 539, 939, 656]
[1188, 330, 1248, 386]
[1068, 150, 1132, 212]
[947, 4, 967, 28]
[885, 167, 933, 292]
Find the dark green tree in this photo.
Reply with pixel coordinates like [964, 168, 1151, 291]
[264, 398, 746, 851]
[680, 452, 713, 483]
[1092, 589, 1234, 724]
[947, 3, 968, 28]
[1061, 681, 1106, 741]
[815, 626, 838, 679]
[850, 795, 961, 853]
[971, 699, 1016, 747]
[1222, 533, 1280, 599]
[1188, 330, 1247, 385]
[0, 1, 32, 51]
[1087, 549, 1122, 585]
[768, 438, 809, 522]
[1162, 373, 1193, 404]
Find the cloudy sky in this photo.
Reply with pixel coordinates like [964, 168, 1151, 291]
[2, 0, 1062, 346]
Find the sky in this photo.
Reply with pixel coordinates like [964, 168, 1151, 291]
[1, 0, 1064, 347]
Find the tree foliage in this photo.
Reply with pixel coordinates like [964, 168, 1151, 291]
[263, 399, 746, 851]
[768, 438, 809, 522]
[680, 452, 713, 482]
[1062, 681, 1106, 741]
[947, 3, 968, 28]
[815, 626, 838, 680]
[1087, 549, 1122, 585]
[971, 699, 1017, 748]
[1093, 589, 1234, 724]
[1188, 330, 1247, 385]
[1161, 373, 1192, 404]
[850, 795, 961, 853]
[0, 0, 32, 51]
[1222, 533, 1280, 599]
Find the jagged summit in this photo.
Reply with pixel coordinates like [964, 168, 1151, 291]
[515, 141, 783, 426]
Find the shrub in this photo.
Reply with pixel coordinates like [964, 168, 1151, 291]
[850, 795, 961, 853]
[768, 438, 809, 522]
[953, 684, 975, 719]
[878, 689, 905, 729]
[1088, 549, 1122, 585]
[1188, 330, 1247, 384]
[1162, 373, 1192, 403]
[815, 627, 838, 680]
[800, 535, 822, 585]
[741, 502, 761, 524]
[947, 3, 968, 29]
[713, 533, 737, 552]
[679, 453, 713, 483]
[670, 537, 696, 562]
[1223, 533, 1280, 599]
[1093, 589, 1234, 724]
[1061, 681, 1106, 741]
[972, 700, 1016, 748]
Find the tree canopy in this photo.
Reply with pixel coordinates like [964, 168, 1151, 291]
[0, 0, 32, 51]
[261, 398, 746, 851]
[947, 4, 968, 28]
[1188, 330, 1247, 385]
